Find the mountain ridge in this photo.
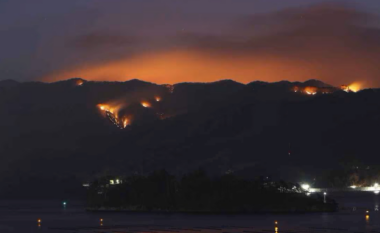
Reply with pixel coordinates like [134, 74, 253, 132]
[0, 77, 377, 197]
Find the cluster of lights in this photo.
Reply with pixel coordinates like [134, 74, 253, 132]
[349, 183, 380, 194]
[301, 183, 312, 196]
[370, 183, 380, 194]
[110, 179, 122, 185]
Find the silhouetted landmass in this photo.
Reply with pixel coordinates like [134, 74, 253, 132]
[86, 169, 337, 213]
[0, 78, 378, 197]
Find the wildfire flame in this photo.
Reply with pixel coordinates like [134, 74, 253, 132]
[98, 103, 121, 119]
[98, 104, 109, 111]
[76, 80, 84, 86]
[123, 118, 129, 128]
[141, 101, 151, 108]
[304, 86, 317, 95]
[348, 82, 362, 92]
[341, 82, 362, 93]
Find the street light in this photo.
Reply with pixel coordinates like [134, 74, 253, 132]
[323, 192, 327, 203]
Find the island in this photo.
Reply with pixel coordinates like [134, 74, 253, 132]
[85, 169, 337, 213]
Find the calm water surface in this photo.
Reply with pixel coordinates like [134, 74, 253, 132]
[0, 192, 380, 233]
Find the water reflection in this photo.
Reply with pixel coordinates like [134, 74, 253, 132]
[4, 198, 380, 233]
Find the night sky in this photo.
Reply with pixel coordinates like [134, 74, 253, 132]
[1, 0, 380, 87]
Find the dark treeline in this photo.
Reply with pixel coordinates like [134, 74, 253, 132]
[86, 169, 337, 213]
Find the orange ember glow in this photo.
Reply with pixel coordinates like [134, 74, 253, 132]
[123, 118, 129, 128]
[141, 102, 151, 108]
[98, 104, 130, 129]
[155, 96, 161, 102]
[76, 80, 84, 86]
[348, 82, 362, 92]
[341, 85, 350, 92]
[304, 86, 317, 95]
[98, 104, 108, 111]
[98, 104, 115, 114]
[341, 82, 362, 93]
[42, 49, 377, 88]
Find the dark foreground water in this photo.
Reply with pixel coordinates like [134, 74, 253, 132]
[1, 192, 380, 233]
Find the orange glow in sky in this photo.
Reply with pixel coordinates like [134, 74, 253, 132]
[44, 50, 321, 84]
[43, 49, 375, 89]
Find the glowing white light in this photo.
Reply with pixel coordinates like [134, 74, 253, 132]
[375, 191, 380, 194]
[324, 192, 327, 195]
[375, 183, 379, 187]
[350, 185, 357, 189]
[301, 184, 310, 190]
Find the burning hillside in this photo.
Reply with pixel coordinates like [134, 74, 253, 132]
[93, 79, 363, 130]
[98, 104, 129, 129]
[341, 83, 362, 93]
[93, 82, 178, 129]
[292, 86, 334, 95]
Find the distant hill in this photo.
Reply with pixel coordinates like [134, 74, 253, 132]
[0, 78, 377, 197]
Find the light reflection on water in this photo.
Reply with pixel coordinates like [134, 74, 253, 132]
[0, 193, 379, 233]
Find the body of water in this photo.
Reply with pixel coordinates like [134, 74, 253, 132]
[0, 192, 380, 233]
